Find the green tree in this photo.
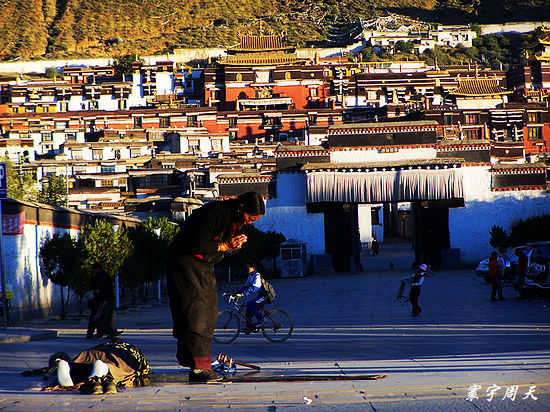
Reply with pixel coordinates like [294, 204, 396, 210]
[80, 219, 133, 297]
[2, 157, 37, 202]
[45, 67, 59, 78]
[38, 174, 67, 207]
[395, 41, 414, 55]
[223, 225, 286, 277]
[119, 217, 178, 300]
[508, 215, 550, 246]
[112, 53, 142, 77]
[40, 233, 84, 318]
[489, 225, 509, 252]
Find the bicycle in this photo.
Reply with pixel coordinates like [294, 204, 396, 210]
[213, 293, 293, 344]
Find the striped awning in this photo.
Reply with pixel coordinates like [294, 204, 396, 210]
[306, 167, 464, 203]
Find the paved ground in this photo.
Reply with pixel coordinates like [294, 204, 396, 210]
[1, 246, 549, 410]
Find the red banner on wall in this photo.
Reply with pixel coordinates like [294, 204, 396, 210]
[2, 211, 25, 235]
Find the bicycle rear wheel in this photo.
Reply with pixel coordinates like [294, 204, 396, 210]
[213, 310, 240, 344]
[261, 309, 293, 343]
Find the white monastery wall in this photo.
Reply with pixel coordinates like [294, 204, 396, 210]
[330, 147, 437, 163]
[449, 166, 550, 264]
[3, 223, 80, 321]
[257, 172, 325, 255]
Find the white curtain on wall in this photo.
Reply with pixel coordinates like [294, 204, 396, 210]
[306, 168, 464, 203]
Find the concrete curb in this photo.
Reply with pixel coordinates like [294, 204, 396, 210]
[0, 329, 58, 343]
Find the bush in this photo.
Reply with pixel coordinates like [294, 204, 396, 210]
[508, 215, 550, 246]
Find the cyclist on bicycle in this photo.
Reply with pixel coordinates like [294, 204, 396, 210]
[232, 262, 268, 334]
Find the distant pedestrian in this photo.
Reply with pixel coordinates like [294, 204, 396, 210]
[514, 248, 528, 289]
[372, 229, 379, 256]
[409, 264, 427, 316]
[86, 263, 121, 340]
[489, 251, 504, 301]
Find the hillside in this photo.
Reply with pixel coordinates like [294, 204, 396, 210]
[0, 0, 549, 61]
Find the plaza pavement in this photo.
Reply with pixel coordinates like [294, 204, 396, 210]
[1, 246, 549, 410]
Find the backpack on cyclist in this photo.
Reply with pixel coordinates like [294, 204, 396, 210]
[260, 277, 276, 304]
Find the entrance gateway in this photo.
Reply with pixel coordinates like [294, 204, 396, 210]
[303, 159, 465, 272]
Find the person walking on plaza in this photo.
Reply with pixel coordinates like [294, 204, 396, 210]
[409, 264, 427, 317]
[86, 263, 120, 339]
[489, 251, 504, 301]
[371, 229, 379, 256]
[514, 248, 528, 289]
[166, 192, 265, 383]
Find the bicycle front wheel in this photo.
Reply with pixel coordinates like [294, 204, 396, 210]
[213, 310, 240, 344]
[261, 309, 293, 343]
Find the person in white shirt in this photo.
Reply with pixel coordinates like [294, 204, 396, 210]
[410, 264, 427, 316]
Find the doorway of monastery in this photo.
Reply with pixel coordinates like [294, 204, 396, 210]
[321, 201, 454, 273]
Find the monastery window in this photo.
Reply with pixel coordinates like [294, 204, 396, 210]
[212, 90, 220, 100]
[102, 179, 114, 187]
[73, 165, 86, 174]
[187, 115, 198, 127]
[464, 113, 480, 125]
[92, 150, 103, 160]
[56, 121, 69, 129]
[262, 116, 282, 127]
[118, 100, 127, 110]
[25, 106, 35, 113]
[42, 132, 53, 142]
[130, 148, 141, 157]
[463, 128, 480, 139]
[229, 131, 238, 140]
[255, 70, 272, 84]
[143, 175, 168, 187]
[159, 117, 171, 128]
[527, 112, 542, 124]
[101, 165, 116, 174]
[212, 139, 222, 151]
[371, 207, 381, 226]
[118, 178, 127, 186]
[89, 101, 98, 110]
[43, 167, 56, 177]
[72, 150, 83, 160]
[527, 126, 542, 140]
[162, 163, 175, 169]
[309, 88, 319, 98]
[228, 117, 237, 128]
[308, 113, 318, 126]
[444, 114, 453, 125]
[189, 140, 200, 153]
[66, 133, 76, 141]
[59, 102, 69, 112]
[134, 117, 143, 128]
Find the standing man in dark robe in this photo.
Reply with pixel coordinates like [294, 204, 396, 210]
[166, 192, 265, 383]
[87, 262, 120, 339]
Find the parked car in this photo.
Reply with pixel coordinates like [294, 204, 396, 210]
[501, 246, 531, 280]
[517, 243, 550, 298]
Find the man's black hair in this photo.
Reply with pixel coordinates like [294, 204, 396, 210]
[237, 192, 265, 215]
